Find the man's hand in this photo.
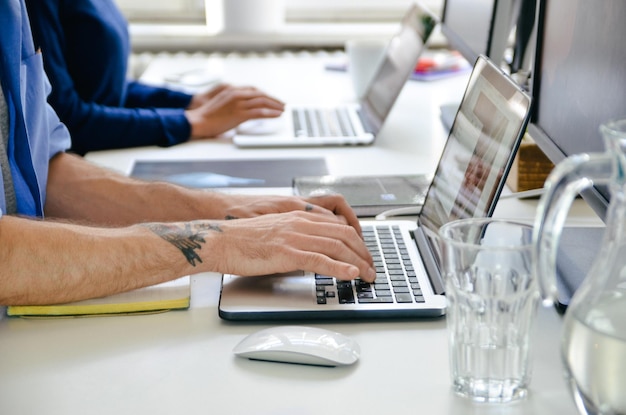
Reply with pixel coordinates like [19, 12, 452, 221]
[217, 193, 362, 235]
[145, 211, 375, 282]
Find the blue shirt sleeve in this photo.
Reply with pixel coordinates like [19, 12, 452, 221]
[125, 81, 192, 109]
[25, 0, 193, 155]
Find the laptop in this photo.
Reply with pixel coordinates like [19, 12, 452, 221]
[293, 173, 431, 218]
[219, 55, 532, 320]
[232, 2, 439, 148]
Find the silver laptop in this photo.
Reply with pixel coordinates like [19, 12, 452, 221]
[219, 55, 532, 320]
[232, 2, 439, 148]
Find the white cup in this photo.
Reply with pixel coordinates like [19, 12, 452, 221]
[222, 0, 285, 33]
[345, 39, 387, 99]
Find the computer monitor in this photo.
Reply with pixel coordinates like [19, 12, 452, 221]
[528, 0, 626, 221]
[527, 0, 626, 309]
[439, 0, 524, 130]
[509, 0, 536, 76]
[441, 0, 516, 68]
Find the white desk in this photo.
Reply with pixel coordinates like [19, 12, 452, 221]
[90, 51, 467, 178]
[0, 53, 597, 415]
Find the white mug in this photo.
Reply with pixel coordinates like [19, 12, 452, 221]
[345, 39, 387, 99]
[222, 0, 285, 33]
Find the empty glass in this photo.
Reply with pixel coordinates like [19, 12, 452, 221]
[439, 218, 539, 403]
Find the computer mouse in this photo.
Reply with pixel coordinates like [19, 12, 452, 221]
[233, 325, 361, 367]
[235, 118, 284, 135]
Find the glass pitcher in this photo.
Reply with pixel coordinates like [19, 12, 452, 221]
[533, 118, 626, 415]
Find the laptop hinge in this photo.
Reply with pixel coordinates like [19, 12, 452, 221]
[411, 228, 446, 295]
[356, 108, 376, 134]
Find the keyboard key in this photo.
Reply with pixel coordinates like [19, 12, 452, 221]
[390, 274, 408, 281]
[338, 289, 355, 304]
[357, 291, 374, 299]
[358, 297, 394, 304]
[395, 293, 414, 303]
[374, 290, 392, 298]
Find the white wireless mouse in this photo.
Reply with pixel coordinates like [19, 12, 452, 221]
[233, 325, 361, 367]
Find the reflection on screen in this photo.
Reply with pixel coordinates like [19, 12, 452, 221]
[420, 57, 530, 234]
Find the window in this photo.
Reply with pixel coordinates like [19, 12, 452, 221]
[114, 0, 444, 25]
[285, 0, 430, 23]
[114, 0, 206, 23]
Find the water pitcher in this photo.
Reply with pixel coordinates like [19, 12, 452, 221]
[533, 119, 626, 414]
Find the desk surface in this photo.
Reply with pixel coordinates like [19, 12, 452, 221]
[0, 53, 595, 415]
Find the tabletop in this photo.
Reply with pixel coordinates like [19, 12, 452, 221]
[0, 51, 593, 415]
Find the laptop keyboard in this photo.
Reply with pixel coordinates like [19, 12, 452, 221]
[315, 224, 425, 305]
[292, 107, 356, 138]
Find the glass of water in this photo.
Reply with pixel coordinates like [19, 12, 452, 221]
[438, 218, 540, 403]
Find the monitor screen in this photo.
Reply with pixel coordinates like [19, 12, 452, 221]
[528, 0, 626, 221]
[441, 0, 515, 67]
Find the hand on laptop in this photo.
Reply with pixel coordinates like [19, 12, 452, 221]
[198, 211, 375, 282]
[185, 83, 285, 138]
[219, 193, 362, 235]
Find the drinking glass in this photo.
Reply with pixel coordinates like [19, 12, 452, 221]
[439, 218, 539, 403]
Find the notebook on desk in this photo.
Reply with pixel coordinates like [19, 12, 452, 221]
[219, 55, 532, 321]
[233, 2, 439, 148]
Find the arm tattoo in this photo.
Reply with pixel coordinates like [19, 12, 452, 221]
[143, 222, 223, 266]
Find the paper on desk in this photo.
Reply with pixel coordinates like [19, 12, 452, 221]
[7, 276, 191, 318]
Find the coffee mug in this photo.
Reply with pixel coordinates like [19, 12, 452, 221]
[221, 0, 284, 33]
[345, 39, 387, 99]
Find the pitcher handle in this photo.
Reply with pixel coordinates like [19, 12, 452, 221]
[532, 152, 612, 306]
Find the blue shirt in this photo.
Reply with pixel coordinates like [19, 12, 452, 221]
[0, 0, 71, 218]
[25, 0, 193, 155]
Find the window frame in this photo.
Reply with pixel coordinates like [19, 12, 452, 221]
[115, 0, 443, 24]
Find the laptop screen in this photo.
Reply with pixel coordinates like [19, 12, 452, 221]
[360, 3, 439, 134]
[419, 56, 531, 235]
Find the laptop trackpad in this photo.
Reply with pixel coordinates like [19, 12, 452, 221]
[220, 271, 316, 309]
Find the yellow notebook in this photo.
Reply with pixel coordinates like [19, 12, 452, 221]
[7, 275, 191, 317]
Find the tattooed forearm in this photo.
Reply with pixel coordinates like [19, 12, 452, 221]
[142, 222, 223, 266]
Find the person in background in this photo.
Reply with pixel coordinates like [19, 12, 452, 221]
[0, 0, 375, 306]
[24, 0, 285, 155]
